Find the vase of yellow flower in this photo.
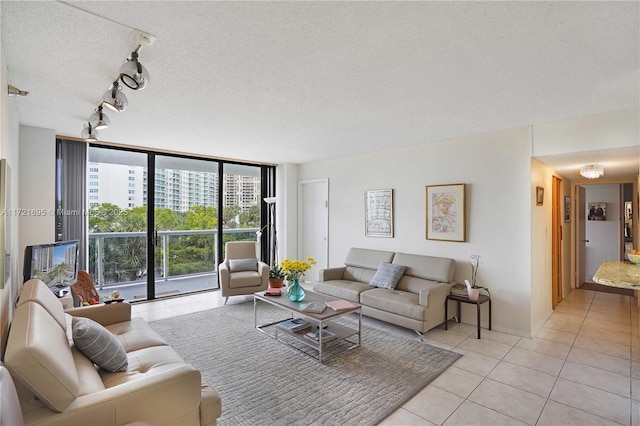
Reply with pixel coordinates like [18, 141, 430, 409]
[281, 257, 317, 302]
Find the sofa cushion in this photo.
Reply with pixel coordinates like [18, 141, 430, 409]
[369, 262, 406, 290]
[344, 247, 395, 270]
[343, 266, 377, 284]
[229, 271, 264, 288]
[360, 288, 425, 321]
[99, 345, 187, 388]
[229, 258, 258, 272]
[105, 317, 169, 352]
[5, 302, 79, 412]
[16, 279, 67, 332]
[393, 252, 455, 283]
[312, 280, 371, 303]
[72, 317, 128, 372]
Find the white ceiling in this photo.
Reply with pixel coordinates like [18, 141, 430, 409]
[1, 1, 638, 173]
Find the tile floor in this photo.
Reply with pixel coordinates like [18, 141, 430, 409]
[131, 288, 639, 426]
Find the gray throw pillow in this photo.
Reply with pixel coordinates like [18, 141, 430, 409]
[369, 262, 406, 290]
[229, 258, 258, 272]
[72, 317, 128, 372]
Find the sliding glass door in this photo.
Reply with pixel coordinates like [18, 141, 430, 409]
[153, 155, 219, 296]
[87, 146, 149, 301]
[82, 145, 272, 302]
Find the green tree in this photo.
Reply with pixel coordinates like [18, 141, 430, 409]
[222, 206, 241, 228]
[183, 206, 217, 230]
[239, 204, 260, 228]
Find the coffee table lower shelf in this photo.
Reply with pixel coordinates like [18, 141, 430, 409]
[254, 294, 361, 362]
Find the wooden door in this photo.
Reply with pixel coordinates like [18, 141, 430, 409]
[552, 176, 562, 308]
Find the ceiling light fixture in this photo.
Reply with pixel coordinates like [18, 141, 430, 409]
[101, 81, 128, 112]
[81, 123, 99, 141]
[89, 105, 110, 129]
[119, 49, 149, 90]
[580, 164, 604, 179]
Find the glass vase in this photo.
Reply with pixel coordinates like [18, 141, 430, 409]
[286, 278, 305, 302]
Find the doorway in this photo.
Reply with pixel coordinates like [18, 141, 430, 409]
[573, 180, 636, 289]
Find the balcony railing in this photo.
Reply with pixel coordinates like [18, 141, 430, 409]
[88, 228, 259, 291]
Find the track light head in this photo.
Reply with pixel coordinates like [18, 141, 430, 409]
[81, 123, 99, 141]
[119, 51, 149, 90]
[101, 81, 128, 112]
[89, 105, 110, 130]
[7, 85, 29, 97]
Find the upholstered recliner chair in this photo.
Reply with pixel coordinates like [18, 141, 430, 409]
[218, 241, 269, 304]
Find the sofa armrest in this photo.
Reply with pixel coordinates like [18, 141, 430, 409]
[218, 262, 230, 286]
[319, 267, 346, 281]
[65, 302, 132, 326]
[258, 261, 269, 277]
[22, 364, 213, 426]
[419, 283, 453, 307]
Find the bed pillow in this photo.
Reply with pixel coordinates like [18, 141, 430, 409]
[369, 262, 406, 290]
[72, 317, 128, 372]
[229, 258, 258, 272]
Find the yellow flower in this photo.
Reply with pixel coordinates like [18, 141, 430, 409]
[281, 257, 316, 281]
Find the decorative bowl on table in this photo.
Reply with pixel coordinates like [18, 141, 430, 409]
[627, 253, 640, 264]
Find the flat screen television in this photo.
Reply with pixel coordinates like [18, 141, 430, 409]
[23, 240, 79, 295]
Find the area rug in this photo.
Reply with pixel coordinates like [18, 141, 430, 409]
[150, 302, 461, 425]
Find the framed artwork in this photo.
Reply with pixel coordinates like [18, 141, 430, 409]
[588, 202, 606, 221]
[564, 196, 571, 223]
[365, 189, 393, 237]
[425, 183, 466, 242]
[536, 186, 544, 206]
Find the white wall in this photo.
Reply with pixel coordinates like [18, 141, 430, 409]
[296, 127, 534, 336]
[532, 109, 639, 156]
[584, 184, 621, 281]
[0, 42, 22, 352]
[530, 159, 554, 335]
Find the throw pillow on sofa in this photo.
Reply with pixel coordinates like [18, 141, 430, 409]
[72, 316, 128, 372]
[229, 258, 258, 272]
[369, 262, 406, 290]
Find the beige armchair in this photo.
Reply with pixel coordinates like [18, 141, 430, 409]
[218, 241, 269, 304]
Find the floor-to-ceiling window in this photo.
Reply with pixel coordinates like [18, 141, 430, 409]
[58, 141, 273, 302]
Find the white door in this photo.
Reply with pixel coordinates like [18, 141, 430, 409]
[298, 179, 328, 282]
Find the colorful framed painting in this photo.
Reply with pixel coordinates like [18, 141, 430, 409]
[425, 183, 466, 242]
[365, 189, 394, 237]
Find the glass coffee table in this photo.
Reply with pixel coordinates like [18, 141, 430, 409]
[254, 291, 362, 362]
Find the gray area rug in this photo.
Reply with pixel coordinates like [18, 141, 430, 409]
[150, 301, 461, 426]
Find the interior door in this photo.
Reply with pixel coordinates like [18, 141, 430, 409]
[552, 176, 562, 308]
[576, 186, 586, 287]
[299, 179, 329, 282]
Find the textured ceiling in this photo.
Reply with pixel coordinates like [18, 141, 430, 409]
[1, 1, 638, 172]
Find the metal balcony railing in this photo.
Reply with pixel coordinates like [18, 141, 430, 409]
[88, 228, 259, 290]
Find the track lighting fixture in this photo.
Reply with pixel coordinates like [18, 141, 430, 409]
[81, 123, 99, 141]
[119, 50, 149, 90]
[101, 81, 128, 112]
[89, 105, 110, 130]
[81, 29, 155, 140]
[7, 85, 29, 97]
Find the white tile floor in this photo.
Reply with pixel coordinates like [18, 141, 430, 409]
[131, 288, 639, 426]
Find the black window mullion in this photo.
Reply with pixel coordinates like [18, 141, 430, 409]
[146, 153, 156, 299]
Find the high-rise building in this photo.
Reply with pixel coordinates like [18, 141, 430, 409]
[90, 163, 257, 213]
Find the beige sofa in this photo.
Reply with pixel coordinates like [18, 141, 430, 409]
[313, 248, 456, 337]
[2, 279, 221, 426]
